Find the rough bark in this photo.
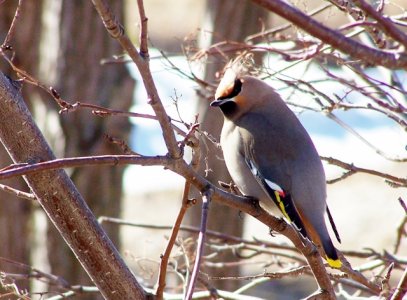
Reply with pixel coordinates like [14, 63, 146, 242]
[0, 72, 145, 300]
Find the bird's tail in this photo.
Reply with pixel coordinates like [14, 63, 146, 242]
[327, 206, 341, 243]
[323, 206, 342, 268]
[322, 238, 342, 269]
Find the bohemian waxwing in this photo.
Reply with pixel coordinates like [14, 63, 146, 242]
[210, 65, 342, 268]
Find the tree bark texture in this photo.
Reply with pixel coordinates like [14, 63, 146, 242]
[0, 72, 145, 300]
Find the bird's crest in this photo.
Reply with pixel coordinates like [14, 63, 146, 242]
[215, 54, 256, 100]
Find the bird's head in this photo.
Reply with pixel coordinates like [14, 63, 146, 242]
[210, 61, 270, 120]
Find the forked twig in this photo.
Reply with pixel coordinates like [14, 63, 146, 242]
[91, 0, 180, 158]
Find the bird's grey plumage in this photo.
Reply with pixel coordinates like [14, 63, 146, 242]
[211, 73, 341, 268]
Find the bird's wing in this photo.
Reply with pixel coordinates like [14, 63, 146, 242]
[244, 149, 309, 239]
[237, 111, 310, 238]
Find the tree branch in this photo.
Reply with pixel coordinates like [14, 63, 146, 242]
[0, 155, 171, 181]
[251, 0, 407, 68]
[185, 187, 213, 300]
[352, 0, 407, 49]
[0, 79, 384, 298]
[390, 266, 407, 300]
[1, 0, 23, 49]
[0, 72, 146, 299]
[321, 156, 407, 187]
[156, 182, 193, 300]
[172, 160, 340, 299]
[0, 183, 36, 201]
[91, 0, 181, 158]
[136, 0, 149, 58]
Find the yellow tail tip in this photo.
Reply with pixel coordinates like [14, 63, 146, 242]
[326, 257, 342, 269]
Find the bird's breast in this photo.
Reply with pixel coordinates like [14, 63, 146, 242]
[220, 121, 267, 201]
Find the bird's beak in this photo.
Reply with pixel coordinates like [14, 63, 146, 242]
[210, 98, 231, 107]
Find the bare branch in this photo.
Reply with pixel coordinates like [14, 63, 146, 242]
[0, 155, 170, 181]
[352, 0, 407, 49]
[61, 101, 199, 147]
[136, 0, 149, 58]
[326, 113, 406, 162]
[251, 0, 407, 68]
[321, 156, 407, 187]
[97, 217, 300, 253]
[91, 0, 181, 158]
[393, 198, 407, 254]
[245, 3, 333, 43]
[209, 265, 309, 281]
[390, 266, 407, 300]
[174, 160, 340, 299]
[185, 187, 213, 300]
[0, 183, 36, 201]
[156, 182, 193, 300]
[1, 0, 23, 49]
[0, 72, 145, 299]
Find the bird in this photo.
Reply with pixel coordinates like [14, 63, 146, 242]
[210, 63, 342, 268]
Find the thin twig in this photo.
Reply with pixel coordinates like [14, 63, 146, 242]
[209, 265, 309, 281]
[352, 0, 407, 49]
[136, 0, 149, 59]
[323, 67, 407, 114]
[393, 197, 407, 254]
[327, 113, 407, 163]
[251, 0, 407, 68]
[1, 0, 23, 49]
[0, 257, 70, 288]
[321, 156, 407, 187]
[0, 52, 73, 109]
[156, 182, 193, 300]
[144, 287, 264, 300]
[0, 183, 36, 201]
[184, 187, 212, 300]
[91, 0, 181, 158]
[61, 101, 199, 147]
[97, 217, 299, 253]
[245, 3, 333, 42]
[0, 155, 171, 181]
[390, 266, 407, 300]
[157, 121, 200, 299]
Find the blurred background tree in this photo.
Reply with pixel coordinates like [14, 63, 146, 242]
[0, 0, 41, 294]
[1, 1, 133, 299]
[0, 0, 406, 299]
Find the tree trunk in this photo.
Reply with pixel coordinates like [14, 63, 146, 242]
[44, 1, 134, 296]
[191, 0, 269, 291]
[0, 0, 42, 294]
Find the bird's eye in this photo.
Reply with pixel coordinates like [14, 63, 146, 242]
[218, 78, 242, 100]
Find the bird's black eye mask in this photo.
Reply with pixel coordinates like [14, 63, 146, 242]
[217, 78, 242, 100]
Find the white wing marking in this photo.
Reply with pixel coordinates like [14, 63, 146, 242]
[264, 179, 284, 194]
[247, 159, 284, 195]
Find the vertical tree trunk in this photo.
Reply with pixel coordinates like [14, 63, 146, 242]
[192, 0, 269, 290]
[44, 1, 134, 296]
[0, 0, 42, 294]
